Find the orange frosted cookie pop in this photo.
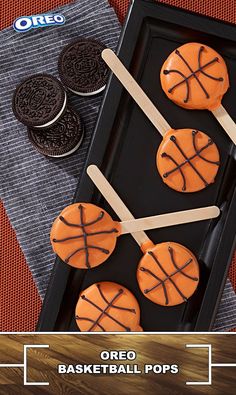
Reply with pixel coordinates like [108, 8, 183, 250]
[161, 43, 236, 145]
[161, 43, 228, 110]
[75, 282, 143, 332]
[102, 49, 220, 192]
[51, 203, 120, 269]
[87, 166, 220, 306]
[51, 200, 219, 269]
[156, 128, 220, 192]
[137, 242, 199, 306]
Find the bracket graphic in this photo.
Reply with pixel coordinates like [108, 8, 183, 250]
[0, 344, 49, 386]
[186, 344, 236, 385]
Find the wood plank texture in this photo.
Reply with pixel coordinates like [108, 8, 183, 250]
[0, 334, 235, 394]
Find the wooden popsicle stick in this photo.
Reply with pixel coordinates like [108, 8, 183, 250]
[119, 205, 220, 234]
[87, 165, 150, 247]
[102, 48, 171, 136]
[211, 104, 236, 145]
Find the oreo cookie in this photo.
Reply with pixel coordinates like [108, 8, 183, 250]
[12, 74, 67, 128]
[58, 38, 108, 96]
[27, 107, 84, 158]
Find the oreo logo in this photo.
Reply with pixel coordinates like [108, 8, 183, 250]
[13, 14, 65, 32]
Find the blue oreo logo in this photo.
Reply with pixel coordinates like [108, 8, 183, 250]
[13, 14, 65, 32]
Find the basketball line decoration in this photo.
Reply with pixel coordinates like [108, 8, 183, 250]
[161, 42, 236, 145]
[51, 201, 219, 269]
[76, 284, 136, 331]
[162, 131, 220, 191]
[102, 48, 220, 193]
[87, 165, 219, 306]
[52, 204, 118, 268]
[75, 282, 143, 332]
[164, 46, 223, 104]
[140, 246, 198, 305]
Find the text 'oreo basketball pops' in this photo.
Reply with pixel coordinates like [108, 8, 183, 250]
[58, 38, 108, 96]
[12, 74, 67, 128]
[75, 282, 143, 332]
[102, 49, 220, 193]
[161, 43, 236, 145]
[50, 185, 219, 270]
[87, 165, 220, 307]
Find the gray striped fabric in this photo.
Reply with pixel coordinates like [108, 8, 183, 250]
[0, 0, 235, 331]
[213, 279, 236, 331]
[0, 0, 121, 299]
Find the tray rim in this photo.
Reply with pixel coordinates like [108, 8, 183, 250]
[37, 0, 236, 332]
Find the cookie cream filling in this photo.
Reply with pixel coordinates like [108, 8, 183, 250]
[35, 92, 67, 128]
[68, 84, 106, 97]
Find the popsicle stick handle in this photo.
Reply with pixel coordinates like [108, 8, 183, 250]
[120, 205, 220, 234]
[102, 48, 171, 137]
[211, 105, 236, 145]
[87, 165, 150, 246]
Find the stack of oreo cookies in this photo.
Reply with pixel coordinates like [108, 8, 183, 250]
[13, 74, 84, 158]
[12, 38, 109, 158]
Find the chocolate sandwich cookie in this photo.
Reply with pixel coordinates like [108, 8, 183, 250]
[27, 106, 84, 158]
[12, 74, 67, 128]
[58, 38, 108, 96]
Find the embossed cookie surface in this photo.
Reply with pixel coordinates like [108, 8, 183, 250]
[58, 38, 108, 95]
[12, 74, 66, 127]
[160, 43, 229, 110]
[75, 282, 142, 332]
[28, 107, 84, 157]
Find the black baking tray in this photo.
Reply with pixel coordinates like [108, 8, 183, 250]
[38, 0, 236, 331]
